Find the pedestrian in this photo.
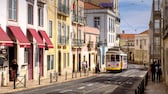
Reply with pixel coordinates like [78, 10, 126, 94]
[95, 62, 100, 73]
[150, 61, 156, 82]
[10, 59, 18, 81]
[82, 60, 86, 73]
[156, 62, 162, 82]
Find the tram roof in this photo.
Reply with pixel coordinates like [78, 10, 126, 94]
[106, 50, 127, 56]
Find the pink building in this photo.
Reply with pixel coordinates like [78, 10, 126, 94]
[83, 26, 100, 71]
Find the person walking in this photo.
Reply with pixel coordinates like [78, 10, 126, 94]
[156, 62, 162, 82]
[82, 60, 86, 73]
[95, 62, 100, 73]
[150, 61, 156, 82]
[10, 59, 18, 81]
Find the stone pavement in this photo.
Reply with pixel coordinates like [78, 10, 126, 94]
[144, 78, 168, 94]
[0, 71, 97, 94]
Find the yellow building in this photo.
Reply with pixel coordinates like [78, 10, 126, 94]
[57, 0, 71, 75]
[46, 0, 71, 76]
[45, 0, 57, 77]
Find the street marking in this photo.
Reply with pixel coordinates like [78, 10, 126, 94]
[87, 83, 93, 86]
[59, 90, 72, 93]
[78, 86, 85, 89]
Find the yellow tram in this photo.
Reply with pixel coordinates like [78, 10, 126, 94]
[106, 48, 127, 72]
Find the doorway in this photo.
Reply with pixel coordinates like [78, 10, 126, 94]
[73, 54, 75, 72]
[28, 46, 33, 80]
[89, 53, 91, 71]
[58, 51, 61, 75]
[39, 48, 44, 76]
[78, 54, 81, 71]
[8, 45, 17, 81]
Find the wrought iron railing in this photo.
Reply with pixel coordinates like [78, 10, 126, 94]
[71, 39, 85, 47]
[58, 35, 69, 45]
[58, 4, 69, 16]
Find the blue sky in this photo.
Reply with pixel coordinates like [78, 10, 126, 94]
[119, 0, 152, 34]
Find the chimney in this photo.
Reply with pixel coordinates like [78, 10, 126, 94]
[122, 30, 125, 34]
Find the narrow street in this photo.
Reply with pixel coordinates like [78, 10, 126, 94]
[11, 64, 147, 94]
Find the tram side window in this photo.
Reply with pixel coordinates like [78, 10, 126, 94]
[111, 55, 115, 61]
[124, 56, 127, 61]
[116, 55, 120, 61]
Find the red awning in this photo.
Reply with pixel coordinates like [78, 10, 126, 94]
[0, 27, 13, 46]
[8, 26, 30, 48]
[27, 29, 45, 48]
[38, 30, 53, 48]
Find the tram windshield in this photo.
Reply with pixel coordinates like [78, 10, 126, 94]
[111, 55, 115, 61]
[116, 55, 120, 61]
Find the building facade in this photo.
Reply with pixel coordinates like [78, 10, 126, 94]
[83, 26, 100, 71]
[57, 0, 71, 75]
[0, 0, 54, 85]
[45, 0, 57, 77]
[84, 1, 120, 70]
[71, 0, 85, 72]
[161, 0, 168, 85]
[119, 33, 135, 63]
[134, 30, 150, 65]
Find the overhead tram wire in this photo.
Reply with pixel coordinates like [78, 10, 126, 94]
[120, 16, 137, 33]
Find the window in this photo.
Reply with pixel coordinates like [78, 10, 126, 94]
[49, 20, 52, 38]
[109, 18, 110, 32]
[63, 53, 66, 68]
[136, 39, 138, 46]
[144, 39, 146, 46]
[109, 35, 110, 43]
[67, 26, 69, 39]
[47, 55, 54, 70]
[58, 22, 61, 36]
[63, 23, 66, 36]
[94, 17, 100, 28]
[24, 49, 29, 64]
[58, 0, 61, 11]
[112, 19, 114, 32]
[8, 0, 17, 21]
[58, 22, 61, 42]
[116, 55, 120, 61]
[154, 20, 160, 29]
[78, 29, 81, 39]
[111, 55, 115, 61]
[38, 7, 43, 26]
[67, 53, 69, 66]
[28, 4, 33, 24]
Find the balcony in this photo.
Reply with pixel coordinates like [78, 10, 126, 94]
[72, 15, 78, 22]
[96, 41, 101, 48]
[115, 17, 120, 23]
[87, 41, 94, 48]
[87, 41, 94, 51]
[72, 39, 85, 47]
[58, 4, 69, 16]
[95, 41, 107, 47]
[72, 15, 85, 25]
[78, 16, 85, 25]
[57, 35, 69, 45]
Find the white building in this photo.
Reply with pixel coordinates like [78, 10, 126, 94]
[0, 0, 52, 85]
[84, 1, 120, 70]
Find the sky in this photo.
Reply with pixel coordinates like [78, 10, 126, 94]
[119, 0, 152, 34]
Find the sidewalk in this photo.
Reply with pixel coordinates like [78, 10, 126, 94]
[144, 79, 168, 94]
[0, 71, 97, 94]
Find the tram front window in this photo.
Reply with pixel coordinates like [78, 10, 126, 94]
[116, 55, 120, 61]
[111, 55, 115, 61]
